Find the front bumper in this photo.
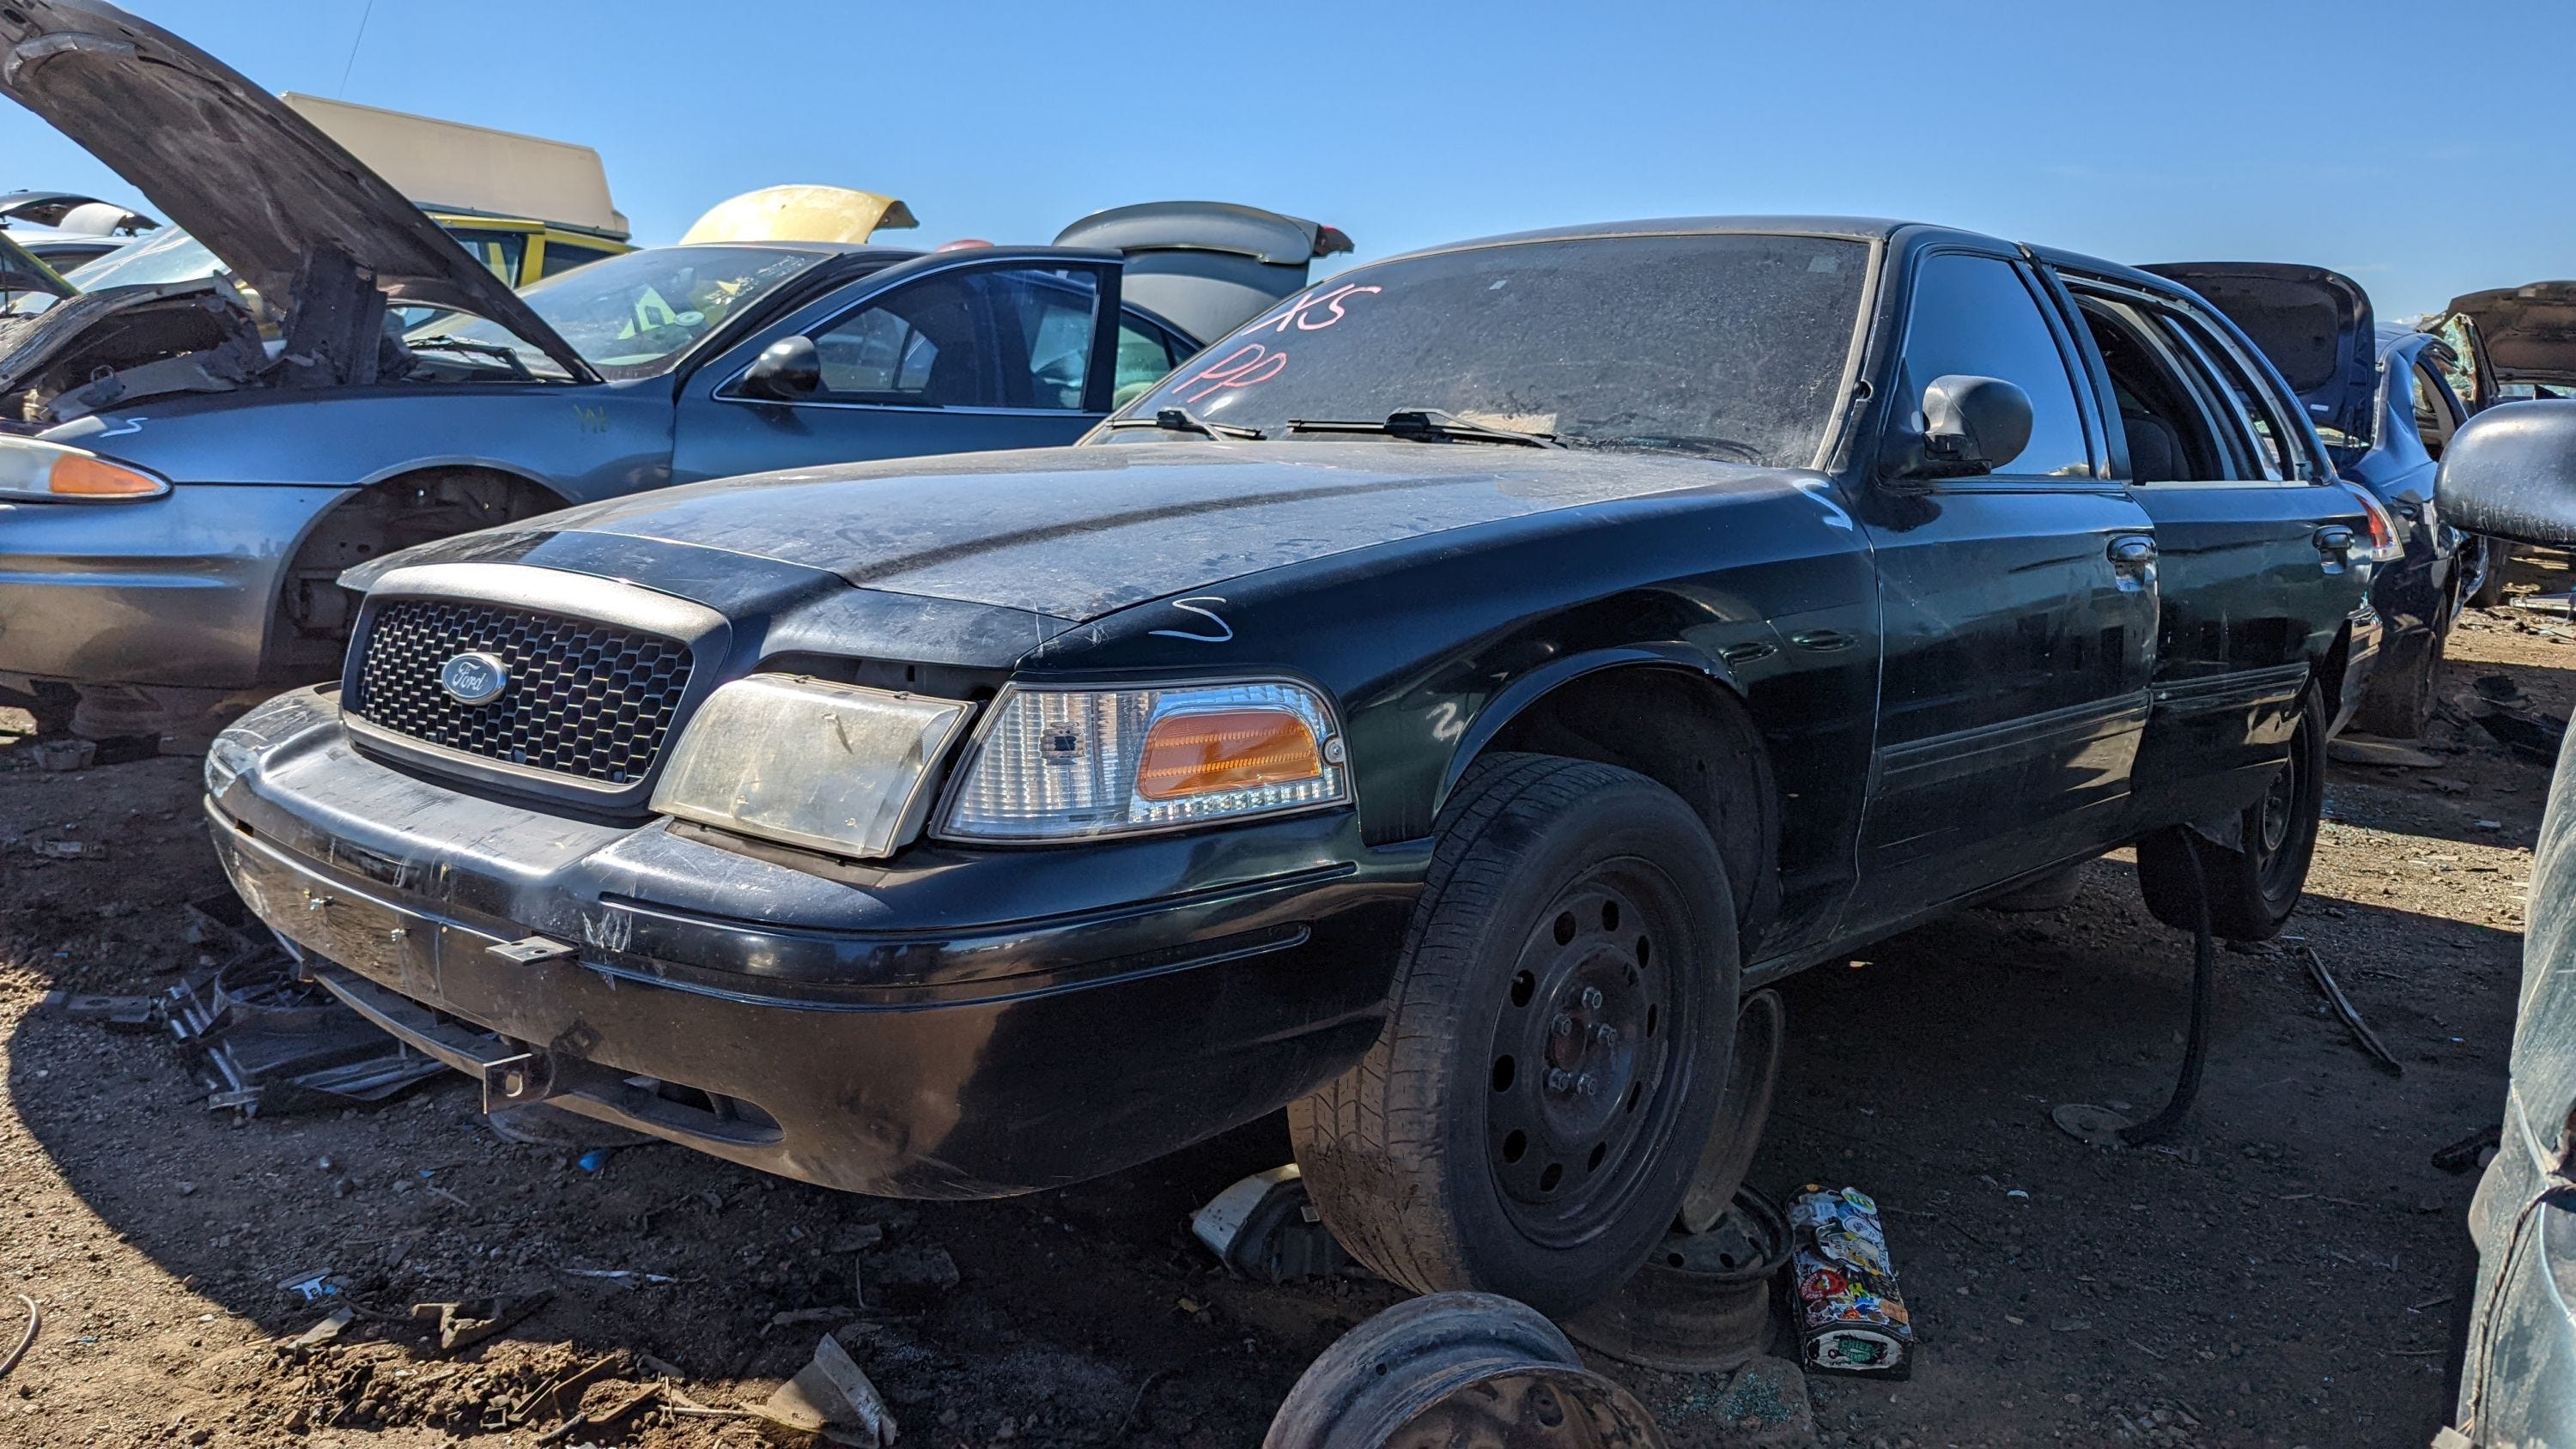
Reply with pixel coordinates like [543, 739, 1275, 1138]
[0, 482, 343, 688]
[207, 687, 1418, 1197]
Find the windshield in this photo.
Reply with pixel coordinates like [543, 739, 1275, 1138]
[409, 244, 829, 381]
[64, 227, 225, 291]
[1110, 233, 1872, 466]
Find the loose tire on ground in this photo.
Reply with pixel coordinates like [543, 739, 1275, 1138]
[2137, 687, 2325, 942]
[1288, 753, 1740, 1317]
[2466, 537, 2514, 609]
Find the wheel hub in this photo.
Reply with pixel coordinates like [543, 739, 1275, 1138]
[1486, 871, 1676, 1235]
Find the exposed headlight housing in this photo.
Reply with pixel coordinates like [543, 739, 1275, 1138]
[0, 436, 167, 501]
[939, 679, 1349, 842]
[650, 675, 974, 859]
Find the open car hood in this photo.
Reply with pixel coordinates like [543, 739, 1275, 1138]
[2445, 282, 2576, 389]
[2146, 263, 2377, 442]
[1056, 201, 1353, 343]
[0, 0, 592, 380]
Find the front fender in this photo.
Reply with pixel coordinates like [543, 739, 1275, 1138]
[1430, 642, 1746, 814]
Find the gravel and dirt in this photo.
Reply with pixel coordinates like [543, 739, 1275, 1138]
[3, 562, 2567, 1448]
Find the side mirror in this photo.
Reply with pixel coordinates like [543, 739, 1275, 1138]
[2436, 398, 2576, 546]
[739, 335, 821, 401]
[1888, 374, 2033, 485]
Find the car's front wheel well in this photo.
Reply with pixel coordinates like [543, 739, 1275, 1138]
[264, 467, 570, 682]
[1474, 665, 1777, 934]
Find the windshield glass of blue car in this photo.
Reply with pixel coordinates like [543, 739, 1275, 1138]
[1110, 233, 1870, 467]
[404, 245, 830, 381]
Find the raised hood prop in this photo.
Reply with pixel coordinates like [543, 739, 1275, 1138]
[0, 0, 593, 382]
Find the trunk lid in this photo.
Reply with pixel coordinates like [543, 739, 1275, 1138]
[2145, 262, 2377, 443]
[1054, 201, 1354, 343]
[0, 0, 592, 380]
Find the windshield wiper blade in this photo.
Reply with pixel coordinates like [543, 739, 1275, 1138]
[405, 333, 533, 380]
[1104, 407, 1263, 440]
[1285, 409, 1558, 447]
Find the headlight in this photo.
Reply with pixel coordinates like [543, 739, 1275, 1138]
[650, 675, 974, 859]
[0, 436, 167, 501]
[939, 679, 1348, 841]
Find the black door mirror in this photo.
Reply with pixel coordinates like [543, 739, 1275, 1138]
[740, 335, 821, 401]
[2435, 398, 2576, 546]
[1887, 374, 2033, 485]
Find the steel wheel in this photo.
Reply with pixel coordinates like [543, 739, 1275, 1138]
[1485, 861, 1687, 1246]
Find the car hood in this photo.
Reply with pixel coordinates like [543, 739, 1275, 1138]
[351, 441, 1761, 627]
[0, 0, 589, 379]
[2446, 282, 2576, 387]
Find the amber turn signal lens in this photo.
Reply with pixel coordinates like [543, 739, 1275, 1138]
[50, 453, 165, 497]
[1134, 708, 1323, 801]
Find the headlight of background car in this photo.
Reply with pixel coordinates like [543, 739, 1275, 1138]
[940, 680, 1349, 841]
[0, 435, 168, 501]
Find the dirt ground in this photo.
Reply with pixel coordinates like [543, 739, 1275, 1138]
[3, 561, 2568, 1449]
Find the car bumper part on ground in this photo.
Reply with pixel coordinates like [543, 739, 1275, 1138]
[2329, 601, 2385, 737]
[206, 687, 1417, 1197]
[0, 482, 342, 688]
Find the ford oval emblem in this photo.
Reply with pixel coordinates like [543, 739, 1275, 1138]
[438, 652, 510, 706]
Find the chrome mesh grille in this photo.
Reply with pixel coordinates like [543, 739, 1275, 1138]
[349, 599, 693, 785]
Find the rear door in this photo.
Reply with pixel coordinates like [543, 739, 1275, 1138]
[2057, 270, 2366, 825]
[670, 254, 1121, 483]
[1844, 246, 2158, 926]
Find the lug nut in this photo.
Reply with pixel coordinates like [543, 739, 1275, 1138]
[1580, 986, 1604, 1009]
[1575, 1073, 1599, 1097]
[1551, 1015, 1575, 1038]
[1546, 1068, 1575, 1093]
[1592, 1023, 1619, 1046]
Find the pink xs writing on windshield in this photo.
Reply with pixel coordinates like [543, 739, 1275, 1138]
[1167, 282, 1384, 404]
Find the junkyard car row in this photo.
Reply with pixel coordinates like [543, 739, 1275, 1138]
[3, 0, 2572, 1440]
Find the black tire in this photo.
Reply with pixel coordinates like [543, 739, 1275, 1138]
[2137, 688, 2324, 941]
[2348, 626, 2442, 740]
[1288, 753, 1740, 1317]
[2466, 537, 2513, 609]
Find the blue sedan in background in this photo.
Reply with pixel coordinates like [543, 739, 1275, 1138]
[0, 1, 1348, 737]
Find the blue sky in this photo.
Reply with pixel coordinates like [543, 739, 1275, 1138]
[5, 0, 2569, 318]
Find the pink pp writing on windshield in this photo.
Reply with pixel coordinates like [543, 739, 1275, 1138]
[1176, 343, 1290, 403]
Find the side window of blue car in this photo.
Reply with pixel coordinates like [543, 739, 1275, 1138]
[803, 265, 1103, 410]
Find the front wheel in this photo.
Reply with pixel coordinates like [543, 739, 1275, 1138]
[1289, 754, 1739, 1317]
[2137, 686, 2324, 941]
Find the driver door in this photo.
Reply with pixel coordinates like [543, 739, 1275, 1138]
[671, 258, 1121, 485]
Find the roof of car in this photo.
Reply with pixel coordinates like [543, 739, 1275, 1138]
[1422, 215, 1913, 252]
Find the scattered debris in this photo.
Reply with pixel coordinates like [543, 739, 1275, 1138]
[2476, 706, 2568, 763]
[2303, 947, 2405, 1076]
[413, 1292, 550, 1354]
[28, 838, 105, 859]
[760, 1334, 900, 1446]
[276, 1268, 339, 1303]
[827, 1224, 886, 1254]
[863, 1245, 958, 1306]
[2328, 737, 2445, 768]
[1789, 1185, 1913, 1377]
[2434, 1124, 2504, 1175]
[765, 1306, 855, 1336]
[285, 1307, 354, 1349]
[574, 1148, 613, 1173]
[31, 737, 96, 772]
[1191, 1165, 1350, 1283]
[555, 1266, 676, 1286]
[0, 1294, 38, 1379]
[2474, 673, 2523, 703]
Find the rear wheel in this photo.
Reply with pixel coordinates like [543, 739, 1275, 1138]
[2464, 536, 2514, 609]
[2348, 626, 2443, 740]
[1289, 754, 1738, 1317]
[2138, 687, 2324, 941]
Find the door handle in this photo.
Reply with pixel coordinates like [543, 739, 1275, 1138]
[2315, 524, 2356, 554]
[2107, 536, 2157, 567]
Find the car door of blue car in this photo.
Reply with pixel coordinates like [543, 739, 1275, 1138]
[668, 252, 1122, 484]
